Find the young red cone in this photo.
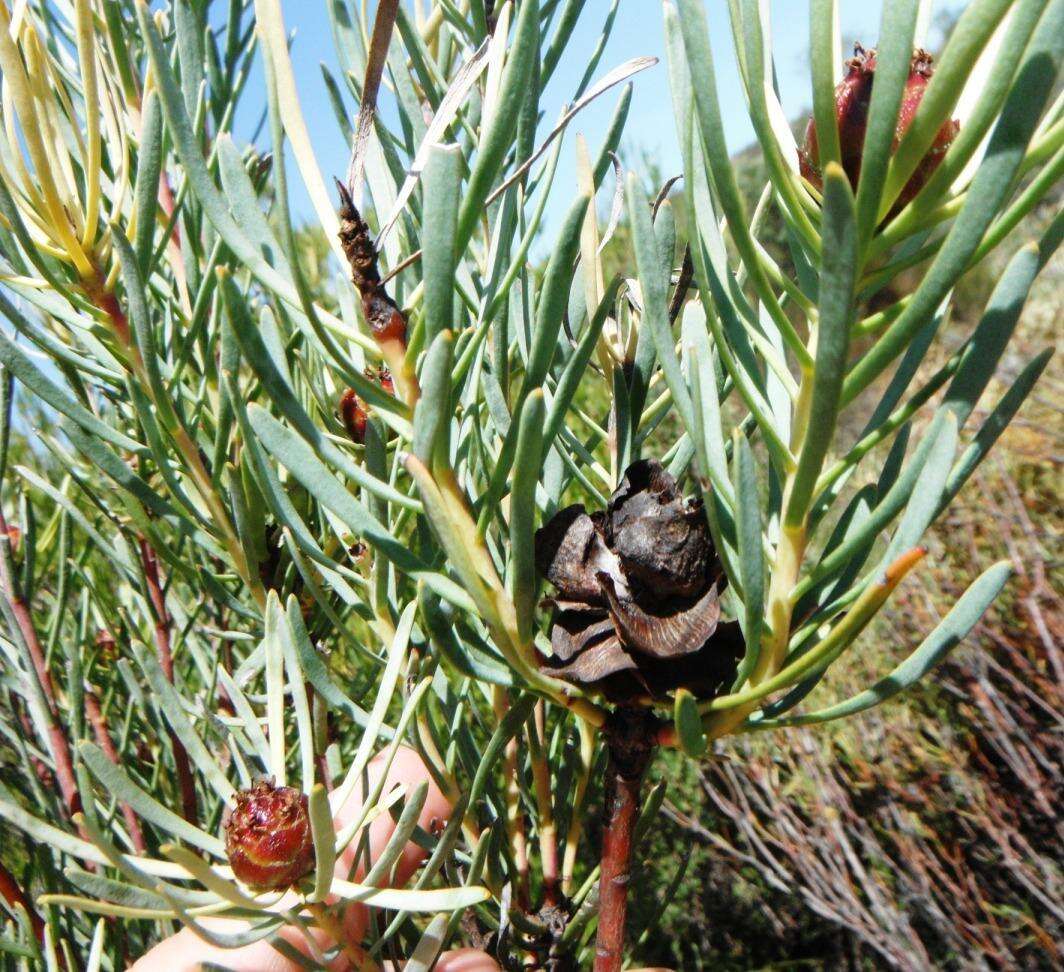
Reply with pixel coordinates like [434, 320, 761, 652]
[224, 780, 315, 891]
[340, 388, 368, 445]
[800, 44, 959, 218]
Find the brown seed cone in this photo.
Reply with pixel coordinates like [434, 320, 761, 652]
[224, 780, 314, 891]
[535, 459, 742, 703]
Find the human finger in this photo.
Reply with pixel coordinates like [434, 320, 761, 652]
[130, 746, 451, 971]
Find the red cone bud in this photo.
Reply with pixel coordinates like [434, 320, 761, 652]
[364, 294, 408, 346]
[340, 388, 368, 445]
[224, 780, 314, 890]
[364, 365, 395, 396]
[800, 44, 959, 217]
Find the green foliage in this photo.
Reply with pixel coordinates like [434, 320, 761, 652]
[0, 0, 1058, 967]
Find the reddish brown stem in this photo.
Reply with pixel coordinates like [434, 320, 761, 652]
[138, 539, 197, 824]
[0, 860, 44, 942]
[10, 692, 55, 792]
[84, 688, 147, 853]
[0, 514, 80, 820]
[82, 276, 131, 345]
[139, 540, 172, 678]
[593, 709, 657, 972]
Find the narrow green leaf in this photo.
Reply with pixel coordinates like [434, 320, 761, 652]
[731, 433, 763, 688]
[941, 243, 1040, 427]
[361, 782, 427, 888]
[77, 743, 222, 856]
[278, 597, 318, 792]
[809, 0, 842, 170]
[852, 0, 920, 245]
[422, 144, 462, 345]
[469, 694, 536, 809]
[542, 0, 585, 86]
[627, 173, 695, 434]
[216, 134, 291, 276]
[753, 561, 1012, 729]
[413, 330, 454, 463]
[674, 688, 707, 757]
[63, 867, 211, 911]
[786, 165, 857, 524]
[456, 0, 540, 253]
[682, 304, 734, 512]
[308, 784, 336, 902]
[795, 484, 876, 619]
[403, 914, 448, 972]
[525, 194, 590, 390]
[215, 668, 272, 770]
[160, 844, 260, 909]
[133, 90, 164, 273]
[941, 348, 1053, 510]
[510, 390, 545, 642]
[327, 880, 490, 913]
[877, 411, 957, 569]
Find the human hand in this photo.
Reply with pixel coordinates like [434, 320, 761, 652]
[129, 746, 498, 971]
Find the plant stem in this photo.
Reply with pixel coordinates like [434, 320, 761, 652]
[561, 720, 595, 895]
[594, 708, 657, 972]
[86, 275, 266, 608]
[529, 702, 559, 907]
[138, 538, 198, 824]
[84, 688, 146, 853]
[0, 517, 80, 820]
[307, 902, 380, 971]
[496, 688, 529, 908]
[0, 860, 43, 941]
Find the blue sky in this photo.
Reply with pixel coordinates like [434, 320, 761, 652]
[270, 1, 962, 232]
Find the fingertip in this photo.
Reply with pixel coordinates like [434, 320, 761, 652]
[428, 948, 502, 972]
[333, 747, 454, 942]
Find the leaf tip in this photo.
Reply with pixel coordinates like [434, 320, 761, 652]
[884, 546, 928, 585]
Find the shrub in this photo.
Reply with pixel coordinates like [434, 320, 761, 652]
[0, 1, 1059, 968]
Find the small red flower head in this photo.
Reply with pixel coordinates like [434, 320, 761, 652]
[800, 44, 959, 218]
[224, 780, 314, 891]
